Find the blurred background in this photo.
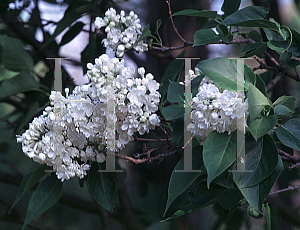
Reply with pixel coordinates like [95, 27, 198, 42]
[1, 0, 300, 229]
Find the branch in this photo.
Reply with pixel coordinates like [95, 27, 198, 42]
[115, 148, 182, 164]
[266, 72, 285, 92]
[151, 38, 253, 51]
[269, 184, 300, 195]
[166, 0, 187, 44]
[252, 55, 278, 71]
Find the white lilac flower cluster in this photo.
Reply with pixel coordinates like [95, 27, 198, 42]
[17, 54, 160, 181]
[94, 8, 148, 57]
[187, 75, 248, 140]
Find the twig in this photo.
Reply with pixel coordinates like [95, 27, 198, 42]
[294, 67, 300, 81]
[151, 39, 253, 51]
[278, 149, 300, 169]
[266, 72, 285, 92]
[115, 148, 182, 164]
[134, 137, 170, 142]
[252, 55, 278, 72]
[269, 185, 300, 195]
[166, 0, 187, 43]
[263, 50, 281, 67]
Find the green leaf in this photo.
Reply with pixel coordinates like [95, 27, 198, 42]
[59, 21, 85, 46]
[167, 81, 184, 104]
[164, 146, 204, 215]
[193, 29, 220, 46]
[16, 101, 48, 134]
[233, 134, 278, 188]
[264, 203, 272, 230]
[247, 205, 263, 218]
[267, 40, 291, 52]
[42, 2, 95, 49]
[264, 28, 282, 41]
[87, 162, 119, 212]
[22, 174, 63, 230]
[0, 35, 34, 71]
[0, 71, 40, 100]
[201, 19, 221, 29]
[235, 155, 283, 212]
[172, 9, 217, 19]
[247, 83, 271, 123]
[241, 42, 267, 58]
[192, 74, 204, 97]
[138, 23, 151, 41]
[218, 188, 243, 210]
[196, 57, 256, 91]
[203, 131, 237, 188]
[162, 105, 184, 120]
[276, 118, 300, 151]
[249, 115, 278, 141]
[216, 24, 233, 43]
[172, 118, 184, 147]
[159, 50, 185, 102]
[0, 66, 19, 82]
[81, 34, 106, 74]
[10, 164, 50, 213]
[164, 181, 221, 220]
[255, 74, 267, 95]
[248, 30, 263, 42]
[221, 0, 241, 18]
[155, 19, 162, 34]
[291, 29, 300, 45]
[273, 95, 295, 112]
[274, 105, 293, 116]
[222, 6, 278, 30]
[279, 52, 292, 65]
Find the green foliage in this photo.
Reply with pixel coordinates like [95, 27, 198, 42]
[233, 135, 279, 188]
[159, 50, 185, 102]
[247, 83, 272, 123]
[247, 205, 263, 218]
[221, 0, 241, 18]
[0, 67, 19, 82]
[0, 71, 41, 100]
[164, 145, 204, 215]
[22, 174, 63, 229]
[193, 29, 220, 46]
[3, 0, 300, 228]
[167, 81, 184, 105]
[161, 104, 185, 120]
[222, 6, 278, 30]
[165, 182, 223, 220]
[249, 115, 278, 140]
[171, 118, 184, 147]
[172, 9, 217, 19]
[87, 162, 119, 212]
[218, 188, 243, 210]
[241, 42, 268, 58]
[196, 57, 256, 91]
[81, 34, 106, 74]
[276, 118, 300, 151]
[203, 131, 237, 188]
[59, 21, 85, 46]
[235, 155, 283, 212]
[0, 35, 34, 71]
[10, 164, 51, 213]
[42, 2, 96, 49]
